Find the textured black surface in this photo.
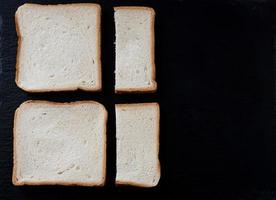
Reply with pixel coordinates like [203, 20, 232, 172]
[1, 0, 276, 199]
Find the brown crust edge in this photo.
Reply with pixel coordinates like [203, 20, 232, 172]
[14, 3, 102, 93]
[114, 103, 161, 187]
[114, 7, 157, 93]
[12, 100, 107, 187]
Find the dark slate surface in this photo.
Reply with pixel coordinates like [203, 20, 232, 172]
[1, 0, 276, 199]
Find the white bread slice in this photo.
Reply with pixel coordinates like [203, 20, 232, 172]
[15, 3, 101, 92]
[115, 103, 160, 187]
[114, 7, 157, 93]
[13, 100, 107, 186]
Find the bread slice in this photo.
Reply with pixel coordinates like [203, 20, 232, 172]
[13, 100, 107, 186]
[15, 3, 101, 92]
[115, 103, 160, 187]
[114, 7, 157, 93]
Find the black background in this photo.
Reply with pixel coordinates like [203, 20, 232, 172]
[1, 0, 276, 199]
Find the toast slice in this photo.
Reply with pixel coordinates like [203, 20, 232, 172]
[115, 103, 160, 187]
[15, 3, 101, 92]
[114, 7, 157, 93]
[13, 100, 107, 186]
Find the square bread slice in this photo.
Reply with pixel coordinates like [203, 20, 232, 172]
[114, 7, 157, 93]
[13, 100, 107, 186]
[15, 3, 101, 92]
[115, 103, 160, 187]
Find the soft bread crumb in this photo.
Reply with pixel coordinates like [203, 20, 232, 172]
[15, 4, 102, 92]
[13, 100, 107, 186]
[115, 103, 160, 187]
[114, 7, 157, 93]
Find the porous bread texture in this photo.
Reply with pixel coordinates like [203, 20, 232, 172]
[114, 7, 157, 93]
[115, 103, 160, 187]
[13, 100, 107, 186]
[15, 4, 101, 92]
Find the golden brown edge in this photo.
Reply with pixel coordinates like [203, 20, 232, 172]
[114, 102, 161, 187]
[14, 7, 21, 92]
[116, 180, 158, 188]
[13, 100, 107, 186]
[14, 3, 102, 92]
[114, 6, 157, 93]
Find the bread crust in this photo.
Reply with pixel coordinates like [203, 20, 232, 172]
[15, 3, 102, 92]
[13, 100, 107, 186]
[114, 7, 157, 93]
[115, 103, 161, 187]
